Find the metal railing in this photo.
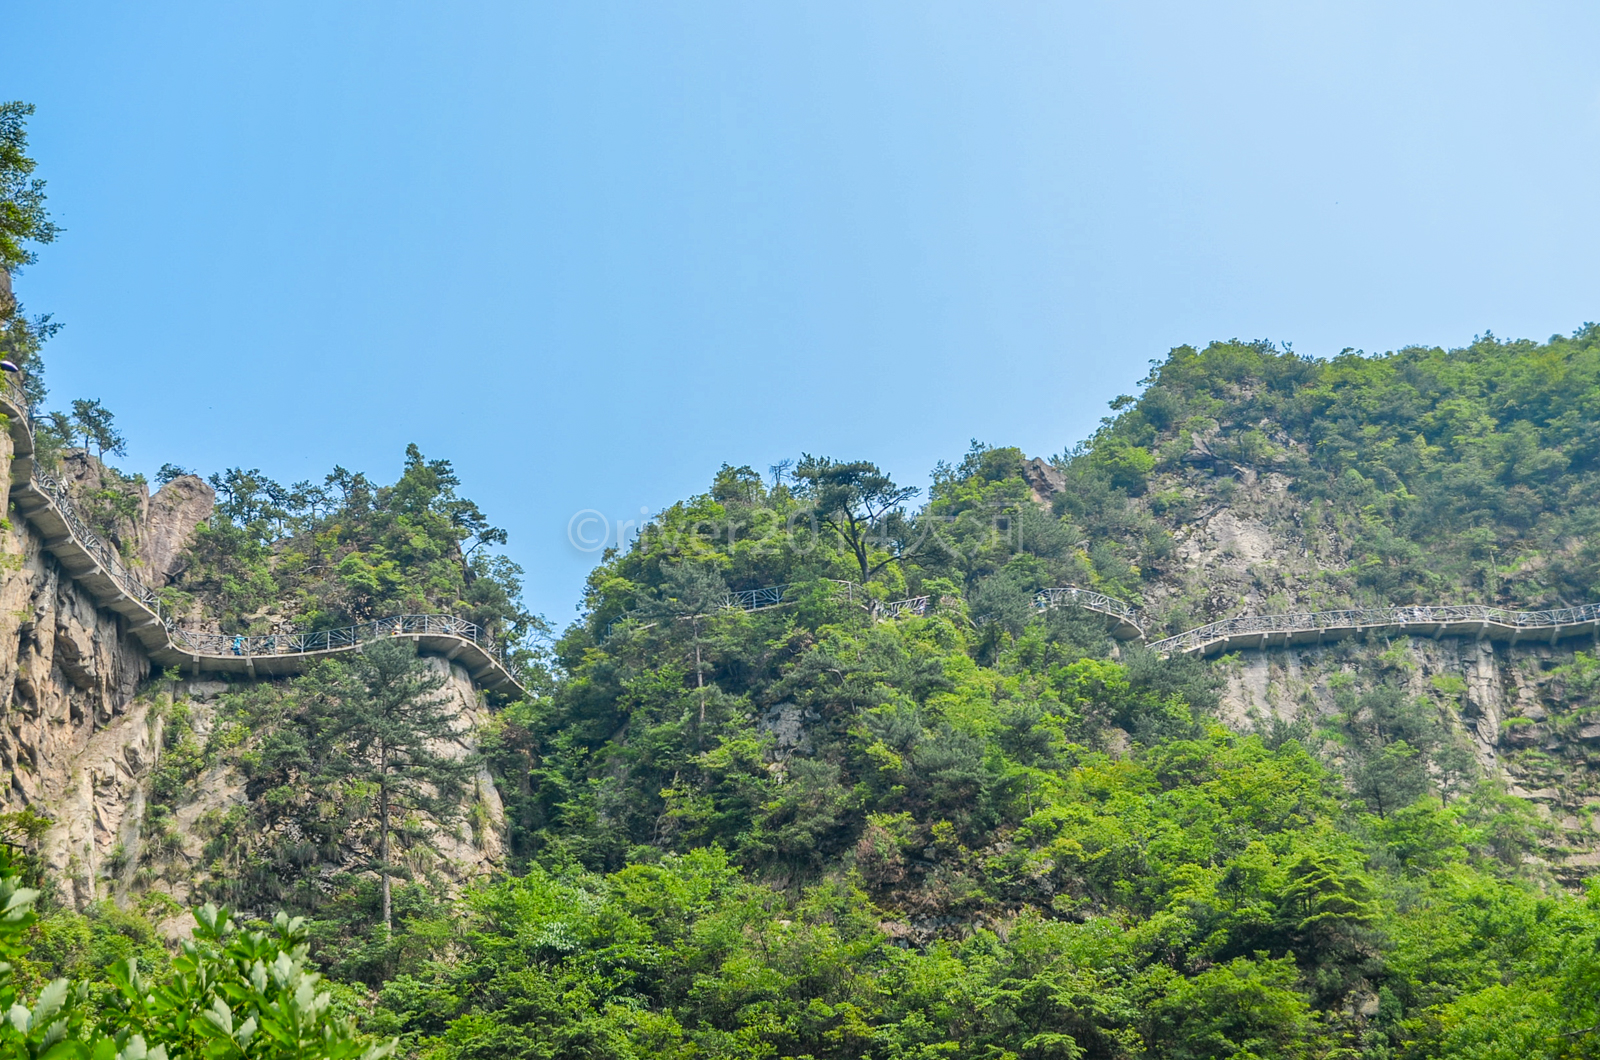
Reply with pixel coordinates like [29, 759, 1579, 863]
[169, 613, 503, 659]
[30, 464, 166, 616]
[24, 363, 1593, 673]
[605, 579, 943, 639]
[0, 376, 27, 420]
[1034, 586, 1142, 625]
[609, 580, 1154, 637]
[0, 382, 519, 683]
[726, 584, 790, 610]
[1147, 602, 1600, 655]
[879, 595, 931, 620]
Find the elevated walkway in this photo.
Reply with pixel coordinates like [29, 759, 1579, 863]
[1028, 581, 1600, 658]
[1033, 586, 1145, 639]
[1145, 603, 1600, 657]
[0, 383, 523, 694]
[603, 574, 1600, 661]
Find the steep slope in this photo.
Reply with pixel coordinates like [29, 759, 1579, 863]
[350, 333, 1600, 1057]
[1049, 331, 1600, 625]
[1022, 333, 1600, 881]
[0, 439, 206, 905]
[9, 324, 1600, 1055]
[0, 398, 516, 921]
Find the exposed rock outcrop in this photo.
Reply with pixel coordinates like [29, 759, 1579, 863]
[132, 657, 505, 915]
[141, 475, 214, 585]
[0, 505, 156, 905]
[54, 452, 214, 585]
[1021, 457, 1065, 508]
[1216, 635, 1600, 884]
[0, 435, 499, 910]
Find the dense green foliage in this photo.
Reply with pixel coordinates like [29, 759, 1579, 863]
[124, 326, 1600, 1057]
[0, 101, 60, 402]
[171, 445, 538, 664]
[0, 102, 57, 276]
[0, 854, 390, 1060]
[12, 115, 1600, 1052]
[136, 644, 489, 990]
[334, 323, 1600, 1057]
[1062, 329, 1600, 627]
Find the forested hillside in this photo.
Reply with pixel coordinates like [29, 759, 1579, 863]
[1073, 332, 1600, 628]
[12, 99, 1600, 1060]
[374, 334, 1600, 1058]
[15, 332, 1600, 1058]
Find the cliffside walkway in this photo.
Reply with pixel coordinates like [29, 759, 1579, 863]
[0, 382, 524, 694]
[689, 574, 1600, 660]
[1030, 585, 1600, 657]
[1144, 602, 1600, 657]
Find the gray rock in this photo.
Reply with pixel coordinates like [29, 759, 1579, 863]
[758, 701, 817, 759]
[141, 475, 215, 585]
[1021, 457, 1065, 507]
[0, 446, 495, 910]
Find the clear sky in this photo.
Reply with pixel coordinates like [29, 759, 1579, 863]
[7, 2, 1600, 624]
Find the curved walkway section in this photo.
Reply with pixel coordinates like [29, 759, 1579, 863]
[704, 578, 1600, 660]
[1033, 587, 1145, 640]
[0, 383, 523, 694]
[1029, 580, 1600, 658]
[1146, 602, 1600, 657]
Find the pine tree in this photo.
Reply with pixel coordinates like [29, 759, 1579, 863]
[307, 638, 476, 932]
[68, 397, 125, 462]
[791, 455, 920, 586]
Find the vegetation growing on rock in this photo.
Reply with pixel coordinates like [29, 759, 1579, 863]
[166, 444, 537, 654]
[13, 100, 1600, 1057]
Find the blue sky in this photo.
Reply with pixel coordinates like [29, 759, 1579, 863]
[7, 2, 1600, 624]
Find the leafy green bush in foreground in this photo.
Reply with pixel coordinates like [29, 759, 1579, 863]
[0, 861, 390, 1060]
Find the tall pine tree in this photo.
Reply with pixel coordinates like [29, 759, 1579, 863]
[307, 638, 476, 932]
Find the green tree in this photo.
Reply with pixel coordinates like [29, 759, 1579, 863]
[645, 563, 729, 736]
[69, 398, 126, 462]
[0, 102, 61, 396]
[792, 455, 919, 585]
[0, 102, 58, 276]
[1145, 956, 1321, 1059]
[307, 639, 476, 932]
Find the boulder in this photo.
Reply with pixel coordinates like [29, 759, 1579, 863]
[1021, 457, 1065, 508]
[141, 475, 214, 584]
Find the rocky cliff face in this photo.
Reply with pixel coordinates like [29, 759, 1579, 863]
[0, 439, 504, 912]
[1215, 634, 1600, 883]
[1024, 443, 1600, 882]
[1133, 455, 1351, 631]
[55, 452, 214, 586]
[1029, 442, 1335, 629]
[123, 658, 506, 923]
[0, 433, 173, 905]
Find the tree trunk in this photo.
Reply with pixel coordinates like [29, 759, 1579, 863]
[379, 749, 391, 933]
[694, 619, 706, 746]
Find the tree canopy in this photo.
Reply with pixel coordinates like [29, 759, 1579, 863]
[7, 130, 1600, 1057]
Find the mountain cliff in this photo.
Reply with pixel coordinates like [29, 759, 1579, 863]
[0, 438, 510, 924]
[1034, 334, 1600, 885]
[14, 94, 1600, 1060]
[2, 325, 1599, 1055]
